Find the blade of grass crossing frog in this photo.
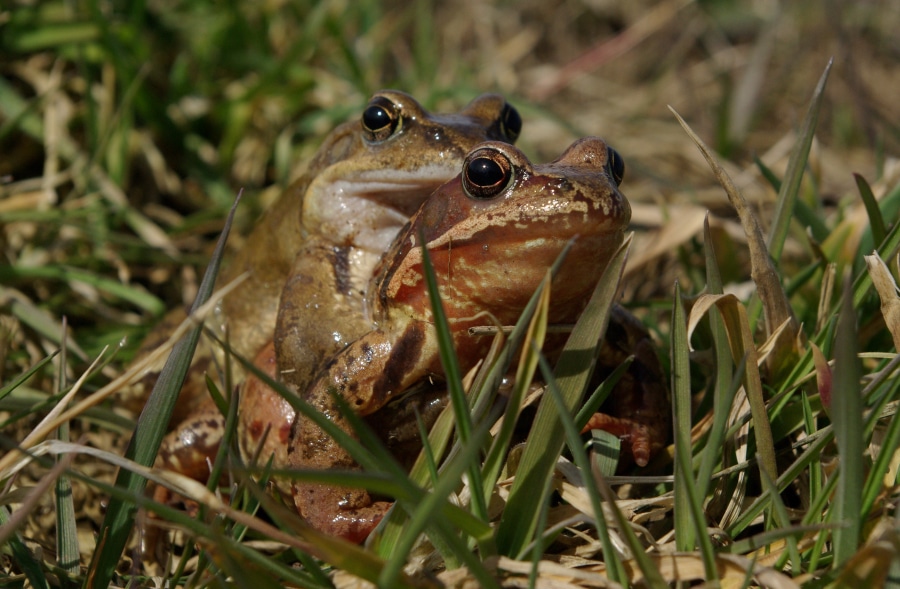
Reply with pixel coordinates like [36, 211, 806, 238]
[496, 234, 632, 557]
[86, 192, 241, 589]
[379, 300, 509, 555]
[766, 60, 832, 262]
[471, 239, 579, 425]
[480, 274, 550, 511]
[380, 418, 502, 589]
[831, 274, 864, 566]
[210, 323, 402, 477]
[378, 389, 461, 552]
[420, 230, 488, 522]
[573, 357, 630, 430]
[235, 354, 496, 550]
[536, 353, 628, 586]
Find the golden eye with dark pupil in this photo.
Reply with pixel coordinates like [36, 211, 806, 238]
[607, 146, 625, 186]
[464, 151, 512, 199]
[500, 103, 522, 142]
[361, 96, 400, 142]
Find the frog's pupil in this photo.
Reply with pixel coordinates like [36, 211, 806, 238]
[468, 157, 504, 187]
[363, 105, 391, 131]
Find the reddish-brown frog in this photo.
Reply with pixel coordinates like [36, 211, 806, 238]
[153, 92, 522, 493]
[288, 137, 669, 541]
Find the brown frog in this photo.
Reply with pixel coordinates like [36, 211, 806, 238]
[153, 91, 522, 493]
[288, 138, 668, 541]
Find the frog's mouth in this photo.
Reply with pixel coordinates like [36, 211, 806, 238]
[305, 166, 458, 254]
[338, 166, 458, 216]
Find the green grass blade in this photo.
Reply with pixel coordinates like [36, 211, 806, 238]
[496, 234, 632, 557]
[1, 506, 50, 589]
[758, 459, 802, 575]
[84, 193, 241, 589]
[671, 282, 696, 552]
[573, 357, 630, 429]
[696, 215, 737, 499]
[854, 173, 887, 248]
[419, 229, 488, 524]
[766, 59, 832, 261]
[830, 274, 864, 567]
[0, 265, 165, 315]
[852, 208, 900, 309]
[0, 351, 58, 402]
[54, 335, 79, 588]
[379, 419, 501, 589]
[537, 354, 629, 586]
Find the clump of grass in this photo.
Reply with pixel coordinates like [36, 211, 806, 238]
[3, 1, 900, 587]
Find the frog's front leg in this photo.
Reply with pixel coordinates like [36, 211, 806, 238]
[583, 306, 670, 467]
[274, 239, 374, 392]
[288, 324, 438, 541]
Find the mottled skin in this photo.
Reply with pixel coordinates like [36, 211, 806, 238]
[150, 91, 522, 493]
[290, 138, 653, 541]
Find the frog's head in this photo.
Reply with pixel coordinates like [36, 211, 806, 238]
[302, 91, 521, 252]
[377, 137, 630, 326]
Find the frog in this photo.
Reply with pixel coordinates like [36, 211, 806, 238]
[287, 137, 670, 541]
[149, 91, 522, 497]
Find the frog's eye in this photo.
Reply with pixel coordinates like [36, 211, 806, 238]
[499, 103, 522, 143]
[362, 96, 401, 142]
[607, 147, 625, 186]
[463, 149, 513, 199]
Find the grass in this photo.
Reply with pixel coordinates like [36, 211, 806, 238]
[2, 0, 900, 586]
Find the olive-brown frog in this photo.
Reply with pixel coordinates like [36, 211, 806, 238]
[152, 92, 522, 492]
[289, 138, 668, 541]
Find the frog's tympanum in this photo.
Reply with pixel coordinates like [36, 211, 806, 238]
[151, 92, 522, 495]
[288, 138, 666, 541]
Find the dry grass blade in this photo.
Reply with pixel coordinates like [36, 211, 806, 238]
[669, 106, 801, 379]
[864, 252, 900, 351]
[687, 293, 777, 483]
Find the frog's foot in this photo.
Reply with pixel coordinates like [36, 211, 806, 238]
[581, 413, 655, 467]
[147, 400, 225, 518]
[294, 482, 391, 543]
[139, 403, 224, 563]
